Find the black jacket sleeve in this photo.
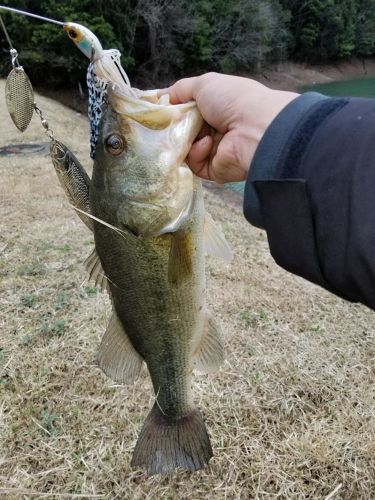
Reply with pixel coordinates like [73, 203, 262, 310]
[243, 92, 375, 310]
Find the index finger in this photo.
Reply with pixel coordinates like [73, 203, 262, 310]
[158, 76, 200, 105]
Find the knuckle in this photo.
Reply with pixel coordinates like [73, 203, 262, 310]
[199, 72, 218, 85]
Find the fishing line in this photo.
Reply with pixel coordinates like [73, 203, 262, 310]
[0, 13, 14, 49]
[73, 207, 132, 240]
[0, 5, 64, 26]
[0, 13, 21, 69]
[114, 59, 130, 87]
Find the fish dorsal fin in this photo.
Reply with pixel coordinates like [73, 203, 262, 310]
[168, 231, 193, 284]
[98, 312, 143, 384]
[193, 311, 224, 373]
[84, 248, 109, 292]
[204, 212, 233, 262]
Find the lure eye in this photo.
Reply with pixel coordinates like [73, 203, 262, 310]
[105, 134, 125, 156]
[69, 30, 77, 39]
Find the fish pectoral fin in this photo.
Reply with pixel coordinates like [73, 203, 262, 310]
[84, 248, 109, 292]
[203, 211, 233, 262]
[168, 231, 193, 284]
[193, 311, 224, 373]
[98, 312, 143, 384]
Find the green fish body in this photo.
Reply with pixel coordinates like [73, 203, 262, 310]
[51, 85, 231, 475]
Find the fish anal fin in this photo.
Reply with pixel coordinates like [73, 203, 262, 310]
[168, 231, 193, 284]
[204, 211, 233, 262]
[84, 248, 109, 292]
[131, 403, 212, 475]
[193, 311, 224, 373]
[98, 312, 143, 384]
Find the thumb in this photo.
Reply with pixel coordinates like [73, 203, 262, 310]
[158, 77, 199, 104]
[186, 135, 214, 179]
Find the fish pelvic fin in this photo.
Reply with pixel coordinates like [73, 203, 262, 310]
[98, 312, 143, 384]
[193, 311, 224, 374]
[131, 403, 213, 475]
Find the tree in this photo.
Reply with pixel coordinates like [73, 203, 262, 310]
[280, 0, 357, 61]
[0, 0, 374, 89]
[0, 0, 122, 86]
[355, 0, 375, 56]
[183, 0, 291, 75]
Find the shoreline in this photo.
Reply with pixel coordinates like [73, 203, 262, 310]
[253, 58, 375, 91]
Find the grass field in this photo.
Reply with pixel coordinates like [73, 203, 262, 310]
[1, 81, 374, 499]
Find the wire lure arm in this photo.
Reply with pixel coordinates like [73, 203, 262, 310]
[0, 5, 64, 25]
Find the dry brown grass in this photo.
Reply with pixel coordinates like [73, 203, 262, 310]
[1, 80, 374, 499]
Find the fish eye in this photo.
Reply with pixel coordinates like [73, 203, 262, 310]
[105, 134, 125, 156]
[69, 29, 77, 39]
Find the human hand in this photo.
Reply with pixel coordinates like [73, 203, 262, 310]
[159, 73, 299, 183]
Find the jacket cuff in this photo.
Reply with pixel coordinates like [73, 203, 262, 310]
[243, 92, 328, 228]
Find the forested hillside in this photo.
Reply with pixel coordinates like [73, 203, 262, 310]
[0, 0, 374, 87]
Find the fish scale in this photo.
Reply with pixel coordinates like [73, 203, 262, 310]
[92, 224, 197, 414]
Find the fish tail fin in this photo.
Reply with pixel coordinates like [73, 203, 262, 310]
[131, 403, 213, 475]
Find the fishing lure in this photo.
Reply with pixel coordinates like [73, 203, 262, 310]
[0, 6, 67, 132]
[1, 15, 34, 132]
[0, 5, 132, 158]
[0, 9, 90, 209]
[64, 22, 133, 159]
[0, 13, 55, 141]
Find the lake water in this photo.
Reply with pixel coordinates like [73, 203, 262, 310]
[302, 77, 375, 98]
[225, 76, 375, 195]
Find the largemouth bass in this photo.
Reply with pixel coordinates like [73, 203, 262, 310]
[52, 30, 232, 473]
